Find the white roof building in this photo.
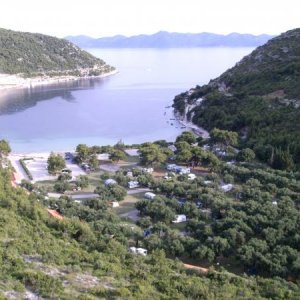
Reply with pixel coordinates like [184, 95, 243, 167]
[188, 174, 196, 180]
[97, 153, 110, 160]
[144, 192, 156, 200]
[111, 201, 120, 208]
[129, 247, 148, 256]
[168, 145, 177, 152]
[128, 181, 139, 189]
[221, 184, 233, 192]
[142, 167, 154, 173]
[172, 214, 187, 223]
[105, 179, 117, 186]
[124, 149, 140, 156]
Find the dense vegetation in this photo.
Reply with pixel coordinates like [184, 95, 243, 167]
[2, 133, 300, 298]
[173, 28, 300, 170]
[101, 133, 300, 281]
[0, 28, 114, 77]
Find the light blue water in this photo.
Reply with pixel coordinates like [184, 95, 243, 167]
[0, 47, 253, 152]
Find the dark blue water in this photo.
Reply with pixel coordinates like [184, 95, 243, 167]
[0, 48, 253, 152]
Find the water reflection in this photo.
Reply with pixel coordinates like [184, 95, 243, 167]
[0, 78, 105, 115]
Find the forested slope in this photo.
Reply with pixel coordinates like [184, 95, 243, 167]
[1, 167, 299, 298]
[173, 28, 300, 170]
[0, 28, 114, 77]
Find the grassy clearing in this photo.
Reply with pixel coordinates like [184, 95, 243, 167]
[115, 193, 144, 215]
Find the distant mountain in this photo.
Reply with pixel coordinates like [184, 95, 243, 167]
[65, 31, 274, 48]
[173, 28, 300, 170]
[0, 28, 114, 77]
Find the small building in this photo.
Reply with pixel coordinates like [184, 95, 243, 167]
[221, 184, 233, 192]
[128, 180, 139, 189]
[47, 209, 64, 220]
[97, 153, 110, 161]
[124, 149, 140, 156]
[183, 263, 208, 273]
[188, 173, 196, 180]
[144, 192, 156, 200]
[168, 145, 177, 152]
[172, 214, 187, 223]
[126, 171, 133, 177]
[177, 167, 190, 175]
[164, 175, 172, 180]
[105, 179, 117, 186]
[129, 247, 148, 256]
[166, 164, 177, 171]
[204, 180, 212, 185]
[142, 167, 154, 174]
[111, 201, 120, 208]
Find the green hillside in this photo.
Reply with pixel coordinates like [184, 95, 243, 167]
[2, 169, 300, 298]
[173, 28, 300, 170]
[0, 28, 114, 77]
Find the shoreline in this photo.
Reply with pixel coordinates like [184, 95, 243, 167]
[174, 110, 210, 139]
[0, 69, 119, 91]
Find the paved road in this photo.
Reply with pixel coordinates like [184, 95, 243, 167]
[71, 193, 99, 200]
[8, 154, 29, 183]
[47, 193, 99, 200]
[127, 188, 150, 195]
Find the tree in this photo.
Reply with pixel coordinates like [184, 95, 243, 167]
[114, 139, 125, 150]
[88, 154, 99, 170]
[176, 148, 193, 163]
[237, 148, 256, 162]
[57, 173, 72, 181]
[20, 179, 34, 192]
[210, 128, 238, 149]
[272, 148, 295, 171]
[109, 150, 126, 162]
[191, 147, 207, 166]
[202, 152, 220, 169]
[153, 140, 169, 148]
[0, 140, 11, 157]
[47, 153, 66, 175]
[76, 144, 90, 163]
[76, 175, 89, 188]
[107, 184, 127, 201]
[139, 143, 167, 166]
[54, 181, 70, 193]
[176, 131, 197, 145]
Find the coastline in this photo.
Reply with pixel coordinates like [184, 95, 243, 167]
[0, 69, 119, 91]
[174, 110, 210, 139]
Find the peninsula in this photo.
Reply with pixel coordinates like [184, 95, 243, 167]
[0, 28, 116, 89]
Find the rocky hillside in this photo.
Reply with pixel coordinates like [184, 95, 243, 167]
[173, 28, 300, 170]
[0, 28, 114, 77]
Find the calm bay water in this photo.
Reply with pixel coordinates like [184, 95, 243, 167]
[0, 48, 253, 152]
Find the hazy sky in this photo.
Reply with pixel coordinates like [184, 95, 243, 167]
[0, 0, 299, 38]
